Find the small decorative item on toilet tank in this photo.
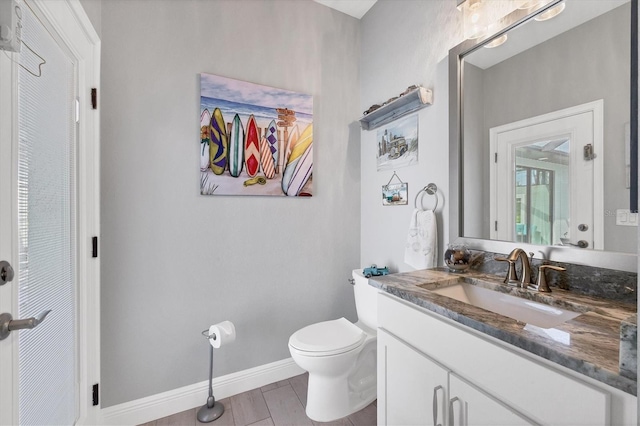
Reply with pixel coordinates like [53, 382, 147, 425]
[444, 244, 471, 272]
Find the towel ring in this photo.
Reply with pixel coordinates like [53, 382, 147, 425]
[415, 183, 438, 211]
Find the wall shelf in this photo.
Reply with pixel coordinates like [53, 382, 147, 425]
[359, 87, 433, 131]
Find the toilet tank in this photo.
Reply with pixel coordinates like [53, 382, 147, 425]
[352, 269, 378, 330]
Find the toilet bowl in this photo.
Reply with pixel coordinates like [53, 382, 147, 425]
[288, 270, 378, 422]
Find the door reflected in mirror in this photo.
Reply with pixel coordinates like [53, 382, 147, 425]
[489, 102, 601, 250]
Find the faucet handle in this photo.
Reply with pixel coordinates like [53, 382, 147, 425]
[534, 264, 566, 293]
[495, 257, 518, 284]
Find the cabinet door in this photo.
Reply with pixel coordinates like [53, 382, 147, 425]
[448, 373, 538, 426]
[379, 329, 449, 426]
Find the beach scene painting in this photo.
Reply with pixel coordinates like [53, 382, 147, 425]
[376, 114, 418, 171]
[200, 73, 313, 196]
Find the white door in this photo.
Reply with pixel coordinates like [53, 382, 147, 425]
[490, 101, 603, 250]
[0, 1, 100, 425]
[378, 330, 449, 426]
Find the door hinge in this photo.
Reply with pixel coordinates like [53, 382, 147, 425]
[495, 221, 498, 231]
[494, 152, 498, 163]
[92, 383, 99, 406]
[92, 236, 98, 258]
[91, 88, 97, 110]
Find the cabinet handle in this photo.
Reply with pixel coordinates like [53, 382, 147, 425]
[448, 396, 460, 426]
[432, 385, 443, 426]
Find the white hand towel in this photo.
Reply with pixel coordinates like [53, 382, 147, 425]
[404, 209, 438, 269]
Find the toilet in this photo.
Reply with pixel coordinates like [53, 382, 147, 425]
[288, 269, 378, 422]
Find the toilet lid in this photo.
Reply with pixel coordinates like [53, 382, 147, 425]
[289, 318, 365, 355]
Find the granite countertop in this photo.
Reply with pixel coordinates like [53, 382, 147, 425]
[370, 268, 638, 396]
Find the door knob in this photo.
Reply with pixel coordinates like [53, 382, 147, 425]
[0, 310, 51, 340]
[0, 260, 14, 285]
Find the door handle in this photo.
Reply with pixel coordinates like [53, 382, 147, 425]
[433, 385, 443, 426]
[0, 310, 51, 340]
[448, 396, 460, 426]
[567, 240, 589, 248]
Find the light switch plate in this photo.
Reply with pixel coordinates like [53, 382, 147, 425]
[616, 209, 638, 227]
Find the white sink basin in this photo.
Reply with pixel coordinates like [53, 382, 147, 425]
[431, 283, 581, 328]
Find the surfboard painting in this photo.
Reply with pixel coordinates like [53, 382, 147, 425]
[200, 73, 313, 196]
[265, 120, 279, 172]
[209, 108, 228, 175]
[200, 109, 211, 172]
[287, 143, 313, 196]
[245, 115, 261, 178]
[259, 137, 276, 179]
[282, 124, 312, 195]
[228, 114, 244, 177]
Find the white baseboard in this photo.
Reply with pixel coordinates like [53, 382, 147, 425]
[97, 358, 304, 426]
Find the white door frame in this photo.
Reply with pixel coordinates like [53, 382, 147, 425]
[0, 1, 100, 425]
[489, 100, 604, 250]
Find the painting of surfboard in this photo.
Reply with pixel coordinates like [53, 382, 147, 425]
[282, 124, 312, 195]
[287, 143, 312, 196]
[200, 109, 211, 171]
[264, 120, 279, 172]
[228, 114, 244, 177]
[260, 137, 276, 179]
[209, 108, 228, 175]
[244, 115, 261, 178]
[200, 72, 313, 196]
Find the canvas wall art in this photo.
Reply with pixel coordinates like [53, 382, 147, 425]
[376, 114, 418, 171]
[200, 73, 313, 196]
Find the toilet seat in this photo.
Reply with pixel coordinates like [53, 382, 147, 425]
[289, 318, 365, 357]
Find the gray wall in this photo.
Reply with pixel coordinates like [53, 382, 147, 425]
[99, 0, 361, 407]
[462, 63, 488, 239]
[79, 0, 101, 38]
[474, 4, 634, 253]
[360, 0, 463, 271]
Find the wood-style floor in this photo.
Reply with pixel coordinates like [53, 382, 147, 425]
[139, 373, 377, 426]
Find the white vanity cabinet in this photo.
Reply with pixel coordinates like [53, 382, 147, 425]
[379, 329, 535, 426]
[377, 292, 637, 426]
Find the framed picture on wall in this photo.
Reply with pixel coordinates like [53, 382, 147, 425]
[376, 114, 418, 171]
[382, 182, 408, 206]
[200, 73, 314, 197]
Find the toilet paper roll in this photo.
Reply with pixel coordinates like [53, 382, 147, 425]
[208, 321, 236, 349]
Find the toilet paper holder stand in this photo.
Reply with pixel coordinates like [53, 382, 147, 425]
[198, 328, 225, 423]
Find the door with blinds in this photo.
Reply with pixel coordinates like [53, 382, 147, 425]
[0, 1, 100, 425]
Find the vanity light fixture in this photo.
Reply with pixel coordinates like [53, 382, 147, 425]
[458, 0, 547, 41]
[484, 34, 508, 48]
[534, 1, 565, 21]
[458, 0, 488, 39]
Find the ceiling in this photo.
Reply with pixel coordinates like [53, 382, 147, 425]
[313, 0, 378, 19]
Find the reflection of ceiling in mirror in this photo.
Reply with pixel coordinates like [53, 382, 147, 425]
[464, 0, 629, 69]
[530, 139, 569, 153]
[517, 141, 569, 164]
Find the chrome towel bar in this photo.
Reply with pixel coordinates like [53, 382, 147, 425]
[415, 183, 438, 211]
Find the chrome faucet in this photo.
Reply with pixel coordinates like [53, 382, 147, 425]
[496, 248, 534, 288]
